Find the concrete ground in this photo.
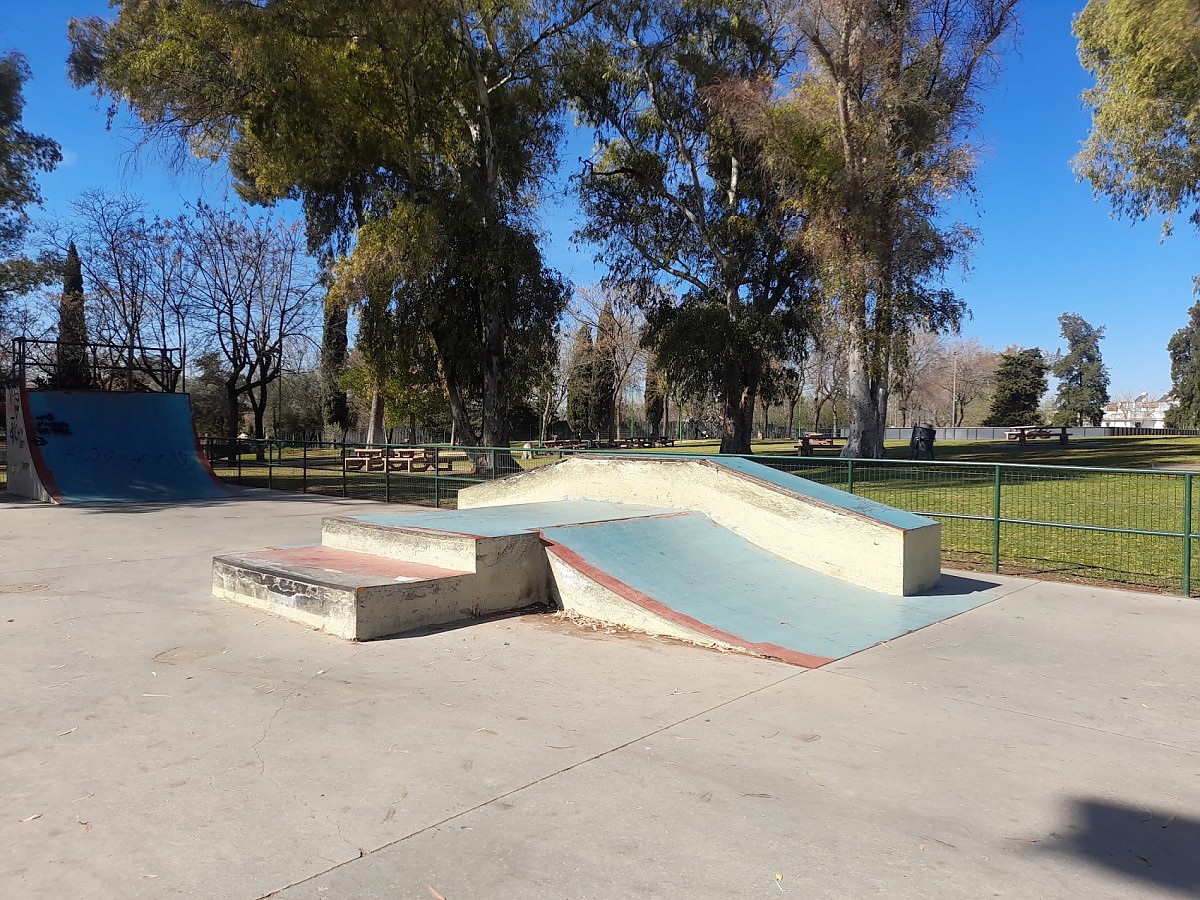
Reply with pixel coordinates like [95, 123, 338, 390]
[2, 491, 1199, 900]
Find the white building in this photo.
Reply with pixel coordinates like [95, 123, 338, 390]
[1101, 394, 1175, 429]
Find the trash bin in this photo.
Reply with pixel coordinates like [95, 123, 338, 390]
[910, 424, 936, 460]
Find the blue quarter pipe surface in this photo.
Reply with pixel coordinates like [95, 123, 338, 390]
[541, 513, 994, 661]
[25, 390, 228, 504]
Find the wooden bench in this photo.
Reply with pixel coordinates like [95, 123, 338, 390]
[796, 433, 841, 456]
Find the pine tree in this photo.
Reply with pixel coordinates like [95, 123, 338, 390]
[592, 301, 618, 440]
[565, 326, 599, 437]
[320, 292, 351, 438]
[1167, 302, 1200, 427]
[982, 348, 1048, 427]
[54, 241, 90, 389]
[1052, 313, 1109, 426]
[644, 353, 666, 437]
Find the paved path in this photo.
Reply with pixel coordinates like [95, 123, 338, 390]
[2, 491, 1199, 898]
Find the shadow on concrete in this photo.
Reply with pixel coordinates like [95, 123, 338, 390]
[1046, 798, 1200, 895]
[368, 604, 552, 641]
[922, 573, 1001, 595]
[66, 488, 406, 515]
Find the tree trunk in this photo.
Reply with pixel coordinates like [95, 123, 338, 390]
[366, 384, 385, 445]
[479, 297, 508, 448]
[841, 338, 888, 459]
[785, 399, 797, 437]
[719, 385, 755, 454]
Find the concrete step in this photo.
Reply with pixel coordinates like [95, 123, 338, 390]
[322, 515, 483, 571]
[320, 514, 556, 615]
[212, 545, 478, 640]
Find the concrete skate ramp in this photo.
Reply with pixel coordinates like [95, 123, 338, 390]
[5, 389, 229, 504]
[542, 513, 990, 666]
[458, 455, 941, 595]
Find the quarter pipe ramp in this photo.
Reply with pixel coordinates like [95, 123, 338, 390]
[5, 388, 229, 504]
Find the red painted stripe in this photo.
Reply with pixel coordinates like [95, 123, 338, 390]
[543, 540, 834, 669]
[188, 395, 232, 492]
[240, 545, 470, 580]
[19, 388, 64, 503]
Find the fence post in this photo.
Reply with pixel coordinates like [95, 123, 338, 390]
[1184, 473, 1193, 596]
[341, 449, 348, 498]
[385, 459, 391, 504]
[992, 464, 1002, 573]
[236, 439, 242, 485]
[434, 448, 440, 509]
[846, 459, 854, 495]
[267, 444, 273, 490]
[302, 442, 307, 494]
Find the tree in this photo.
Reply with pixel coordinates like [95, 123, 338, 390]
[569, 0, 814, 453]
[644, 353, 666, 438]
[891, 335, 999, 427]
[890, 332, 947, 427]
[1166, 301, 1200, 427]
[329, 203, 567, 462]
[180, 203, 321, 446]
[69, 1, 591, 454]
[573, 285, 645, 441]
[730, 0, 1019, 457]
[53, 242, 90, 390]
[319, 291, 352, 438]
[0, 52, 62, 306]
[802, 326, 848, 432]
[56, 190, 191, 391]
[982, 348, 1048, 427]
[1052, 313, 1110, 426]
[565, 325, 603, 437]
[1075, 0, 1200, 234]
[942, 339, 1001, 426]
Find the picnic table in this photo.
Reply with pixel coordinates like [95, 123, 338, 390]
[344, 447, 462, 473]
[342, 447, 386, 471]
[385, 448, 458, 473]
[611, 437, 676, 449]
[1005, 425, 1069, 446]
[796, 432, 843, 456]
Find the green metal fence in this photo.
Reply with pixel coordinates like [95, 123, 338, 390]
[204, 437, 1199, 597]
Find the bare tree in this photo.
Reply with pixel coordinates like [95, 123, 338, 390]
[804, 327, 848, 432]
[571, 284, 646, 441]
[892, 334, 999, 426]
[537, 329, 572, 442]
[940, 338, 1000, 426]
[180, 203, 321, 446]
[55, 190, 192, 390]
[890, 332, 945, 428]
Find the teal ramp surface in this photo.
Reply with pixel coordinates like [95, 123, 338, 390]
[541, 513, 993, 664]
[25, 390, 228, 504]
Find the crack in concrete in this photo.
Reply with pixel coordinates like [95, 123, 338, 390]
[249, 666, 362, 856]
[254, 664, 809, 899]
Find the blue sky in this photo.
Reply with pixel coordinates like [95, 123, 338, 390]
[4, 0, 1195, 397]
